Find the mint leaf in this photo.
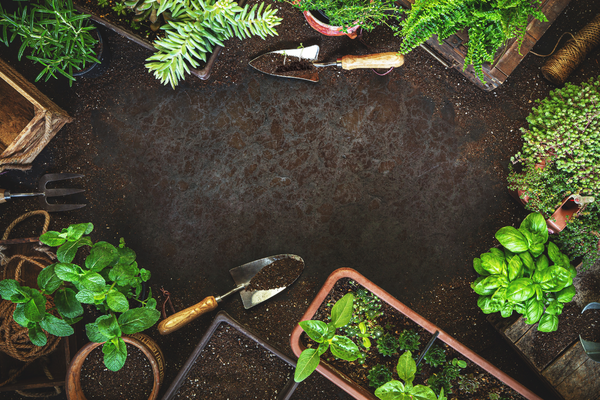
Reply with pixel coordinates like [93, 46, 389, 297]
[118, 308, 160, 335]
[80, 271, 106, 292]
[39, 231, 66, 247]
[107, 289, 129, 313]
[0, 279, 21, 300]
[97, 314, 121, 339]
[102, 338, 127, 371]
[55, 288, 84, 318]
[55, 263, 83, 282]
[86, 242, 118, 272]
[40, 314, 74, 337]
[65, 223, 92, 241]
[13, 303, 29, 327]
[37, 265, 63, 295]
[28, 323, 47, 347]
[139, 268, 151, 282]
[24, 290, 47, 322]
[75, 289, 97, 304]
[57, 237, 92, 263]
[86, 322, 110, 343]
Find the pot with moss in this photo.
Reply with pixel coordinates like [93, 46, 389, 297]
[290, 268, 543, 399]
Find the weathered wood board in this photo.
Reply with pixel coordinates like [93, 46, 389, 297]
[488, 262, 600, 400]
[0, 58, 72, 172]
[396, 0, 572, 91]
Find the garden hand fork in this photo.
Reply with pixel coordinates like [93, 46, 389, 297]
[0, 173, 86, 212]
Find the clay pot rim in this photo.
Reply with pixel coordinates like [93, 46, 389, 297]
[290, 267, 543, 400]
[303, 10, 360, 38]
[65, 335, 161, 400]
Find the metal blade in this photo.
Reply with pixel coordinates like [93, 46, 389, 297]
[249, 45, 320, 83]
[38, 173, 84, 190]
[43, 202, 87, 212]
[229, 254, 304, 309]
[44, 188, 86, 197]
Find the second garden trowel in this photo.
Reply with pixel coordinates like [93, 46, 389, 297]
[249, 44, 404, 82]
[157, 254, 304, 334]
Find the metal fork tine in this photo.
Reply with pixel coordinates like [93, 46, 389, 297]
[44, 203, 87, 212]
[38, 173, 84, 190]
[44, 188, 86, 198]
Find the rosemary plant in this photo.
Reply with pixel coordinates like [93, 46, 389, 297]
[396, 0, 547, 82]
[0, 0, 100, 86]
[145, 0, 281, 88]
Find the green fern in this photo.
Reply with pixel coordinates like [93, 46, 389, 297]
[145, 0, 280, 88]
[397, 0, 547, 82]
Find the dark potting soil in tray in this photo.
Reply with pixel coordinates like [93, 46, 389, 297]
[245, 256, 304, 291]
[250, 53, 317, 79]
[174, 322, 294, 399]
[80, 343, 153, 400]
[302, 278, 526, 399]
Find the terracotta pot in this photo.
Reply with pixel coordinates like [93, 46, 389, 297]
[65, 333, 164, 400]
[290, 268, 543, 400]
[303, 10, 359, 39]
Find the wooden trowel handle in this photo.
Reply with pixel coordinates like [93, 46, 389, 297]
[340, 53, 404, 70]
[158, 296, 218, 335]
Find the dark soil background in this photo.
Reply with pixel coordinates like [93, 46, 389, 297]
[1, 0, 600, 399]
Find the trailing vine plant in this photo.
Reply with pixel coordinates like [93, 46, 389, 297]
[145, 0, 281, 88]
[395, 0, 547, 82]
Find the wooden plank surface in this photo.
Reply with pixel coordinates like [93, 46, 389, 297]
[542, 341, 590, 389]
[553, 355, 600, 400]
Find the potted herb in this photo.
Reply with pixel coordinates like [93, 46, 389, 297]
[0, 222, 161, 372]
[290, 268, 542, 399]
[508, 77, 600, 270]
[283, 0, 400, 38]
[0, 0, 102, 86]
[395, 0, 548, 82]
[471, 213, 577, 333]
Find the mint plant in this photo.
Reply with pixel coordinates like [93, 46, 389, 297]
[0, 223, 160, 371]
[374, 351, 446, 400]
[294, 293, 361, 382]
[471, 213, 577, 332]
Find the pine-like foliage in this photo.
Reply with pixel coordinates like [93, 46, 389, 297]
[397, 0, 547, 82]
[145, 0, 281, 88]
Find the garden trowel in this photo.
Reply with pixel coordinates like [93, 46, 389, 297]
[158, 254, 304, 334]
[249, 44, 404, 82]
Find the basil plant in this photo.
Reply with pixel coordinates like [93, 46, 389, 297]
[295, 293, 361, 382]
[471, 213, 577, 332]
[0, 223, 160, 371]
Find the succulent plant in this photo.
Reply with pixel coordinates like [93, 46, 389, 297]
[367, 364, 393, 388]
[458, 373, 481, 394]
[376, 333, 399, 356]
[424, 345, 446, 368]
[398, 329, 420, 351]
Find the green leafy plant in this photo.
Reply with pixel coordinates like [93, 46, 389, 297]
[398, 328, 420, 351]
[341, 283, 384, 357]
[374, 351, 446, 400]
[427, 373, 451, 397]
[282, 0, 401, 33]
[471, 213, 577, 332]
[294, 293, 361, 382]
[428, 357, 467, 395]
[376, 332, 399, 356]
[443, 358, 466, 380]
[112, 2, 128, 15]
[508, 78, 600, 270]
[145, 0, 281, 88]
[396, 0, 547, 82]
[0, 223, 160, 372]
[123, 0, 163, 30]
[0, 0, 100, 86]
[458, 373, 480, 394]
[368, 364, 393, 388]
[98, 0, 109, 7]
[424, 345, 446, 368]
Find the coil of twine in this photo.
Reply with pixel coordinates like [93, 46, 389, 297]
[541, 14, 600, 85]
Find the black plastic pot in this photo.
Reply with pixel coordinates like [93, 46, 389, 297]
[72, 27, 104, 77]
[161, 310, 298, 400]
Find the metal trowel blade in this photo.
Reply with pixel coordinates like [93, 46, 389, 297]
[249, 45, 320, 83]
[229, 254, 304, 309]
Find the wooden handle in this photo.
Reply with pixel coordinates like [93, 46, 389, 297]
[158, 296, 218, 335]
[340, 53, 404, 70]
[0, 189, 8, 204]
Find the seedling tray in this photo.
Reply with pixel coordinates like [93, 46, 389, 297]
[161, 310, 298, 400]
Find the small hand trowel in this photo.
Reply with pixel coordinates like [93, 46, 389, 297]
[249, 44, 404, 82]
[157, 254, 304, 334]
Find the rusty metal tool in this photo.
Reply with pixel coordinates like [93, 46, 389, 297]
[0, 173, 86, 212]
[158, 254, 304, 335]
[249, 44, 404, 82]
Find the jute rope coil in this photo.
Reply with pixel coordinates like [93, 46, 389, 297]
[0, 210, 62, 392]
[541, 14, 600, 85]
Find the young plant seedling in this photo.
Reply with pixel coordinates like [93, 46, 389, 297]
[294, 293, 361, 382]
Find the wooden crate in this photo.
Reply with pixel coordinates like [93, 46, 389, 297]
[487, 262, 600, 400]
[396, 0, 572, 91]
[0, 57, 72, 172]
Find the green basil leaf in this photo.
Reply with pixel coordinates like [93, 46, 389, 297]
[477, 296, 503, 314]
[506, 255, 523, 281]
[489, 247, 504, 258]
[545, 302, 564, 316]
[40, 314, 74, 337]
[86, 322, 110, 343]
[299, 320, 328, 343]
[97, 314, 121, 339]
[557, 285, 576, 303]
[520, 212, 548, 243]
[325, 322, 336, 340]
[525, 298, 544, 324]
[86, 242, 118, 272]
[546, 265, 572, 292]
[55, 288, 84, 318]
[547, 241, 561, 264]
[374, 380, 405, 399]
[411, 385, 438, 400]
[39, 231, 66, 247]
[471, 275, 508, 296]
[519, 252, 535, 276]
[102, 337, 127, 371]
[317, 341, 329, 356]
[396, 350, 416, 385]
[24, 290, 47, 322]
[294, 348, 320, 382]
[37, 265, 63, 295]
[519, 228, 534, 247]
[506, 278, 535, 303]
[13, 303, 29, 327]
[538, 313, 559, 332]
[500, 303, 514, 318]
[28, 323, 47, 347]
[330, 335, 360, 361]
[491, 287, 507, 302]
[529, 242, 545, 258]
[536, 254, 549, 271]
[118, 307, 160, 335]
[480, 252, 506, 275]
[495, 226, 528, 253]
[473, 258, 488, 276]
[331, 293, 354, 328]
